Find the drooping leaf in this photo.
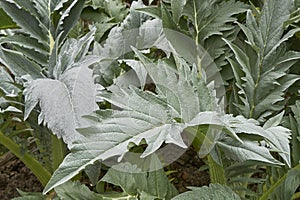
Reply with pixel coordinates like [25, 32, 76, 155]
[217, 138, 283, 166]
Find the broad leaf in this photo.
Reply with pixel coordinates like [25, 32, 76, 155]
[24, 63, 98, 147]
[23, 29, 99, 147]
[43, 50, 287, 193]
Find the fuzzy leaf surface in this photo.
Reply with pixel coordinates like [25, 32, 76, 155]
[43, 50, 288, 193]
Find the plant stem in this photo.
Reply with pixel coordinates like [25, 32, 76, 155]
[51, 134, 66, 171]
[292, 192, 300, 200]
[207, 154, 227, 184]
[185, 126, 227, 185]
[0, 130, 51, 186]
[259, 164, 300, 200]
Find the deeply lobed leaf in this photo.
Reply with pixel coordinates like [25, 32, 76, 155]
[43, 49, 290, 193]
[226, 0, 300, 121]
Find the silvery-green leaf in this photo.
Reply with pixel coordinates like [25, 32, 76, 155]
[43, 49, 288, 194]
[269, 169, 300, 200]
[0, 0, 48, 44]
[217, 138, 283, 165]
[171, 184, 241, 200]
[24, 64, 98, 146]
[0, 66, 20, 95]
[0, 48, 42, 80]
[183, 0, 248, 43]
[101, 162, 178, 199]
[263, 111, 285, 129]
[171, 0, 187, 24]
[226, 0, 299, 121]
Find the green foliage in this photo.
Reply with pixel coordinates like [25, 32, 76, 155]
[1, 0, 300, 199]
[43, 48, 290, 193]
[226, 0, 300, 121]
[101, 162, 178, 199]
[0, 0, 85, 73]
[23, 30, 99, 146]
[92, 0, 170, 86]
[54, 181, 103, 200]
[0, 8, 16, 29]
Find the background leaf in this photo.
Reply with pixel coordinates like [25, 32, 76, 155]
[0, 7, 17, 29]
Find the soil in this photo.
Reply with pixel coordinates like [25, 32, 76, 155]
[0, 153, 43, 200]
[169, 147, 210, 193]
[0, 148, 210, 199]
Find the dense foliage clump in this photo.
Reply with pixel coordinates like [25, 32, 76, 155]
[0, 0, 300, 199]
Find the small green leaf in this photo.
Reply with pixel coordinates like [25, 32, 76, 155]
[55, 0, 86, 41]
[263, 111, 285, 129]
[0, 7, 17, 29]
